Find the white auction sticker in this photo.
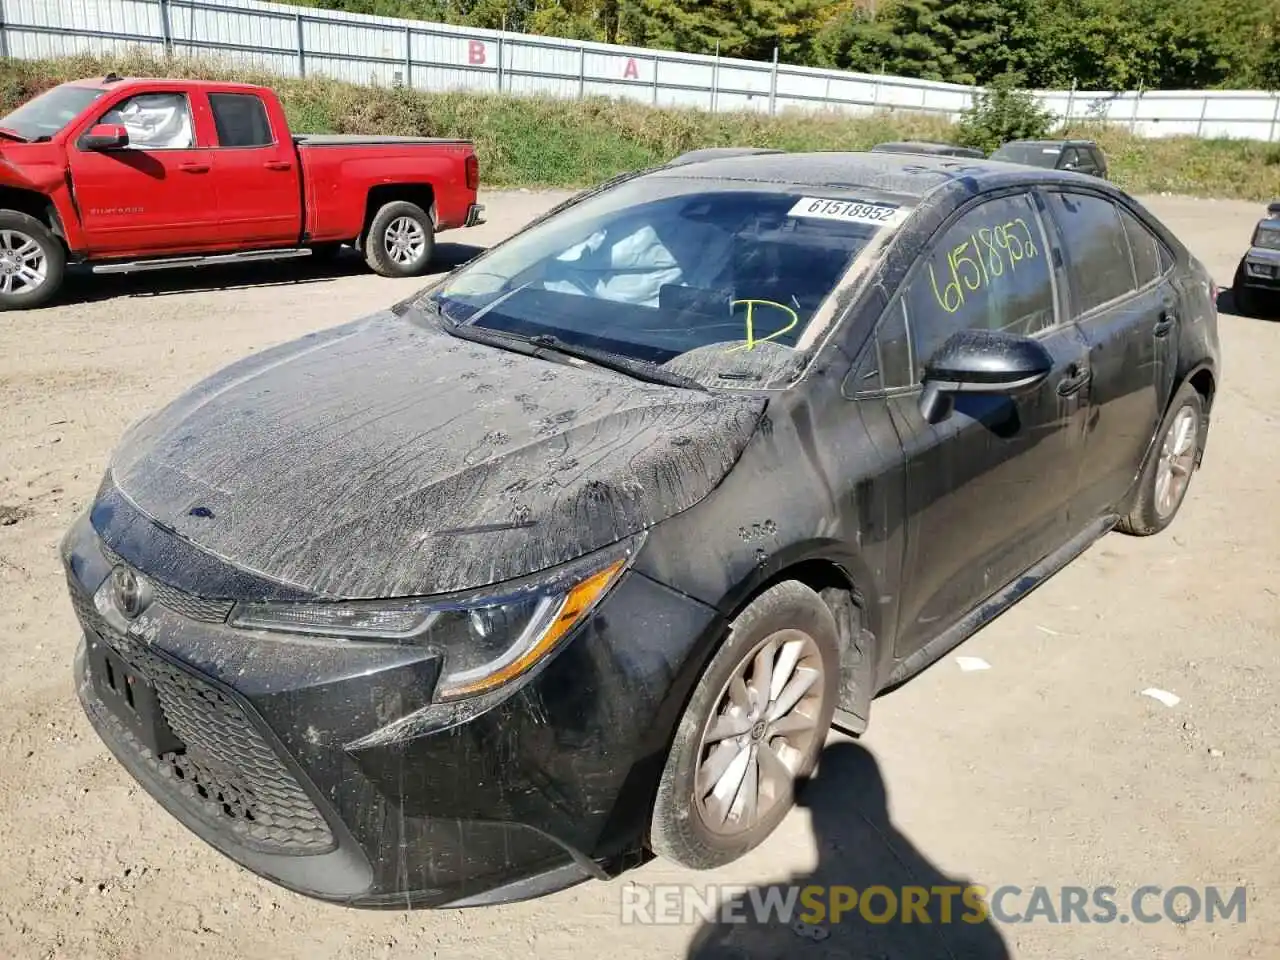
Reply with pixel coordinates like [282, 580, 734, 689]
[787, 196, 908, 227]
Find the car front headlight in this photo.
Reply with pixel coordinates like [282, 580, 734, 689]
[228, 538, 640, 701]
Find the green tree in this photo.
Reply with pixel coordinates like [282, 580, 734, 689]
[955, 72, 1055, 153]
[618, 0, 827, 62]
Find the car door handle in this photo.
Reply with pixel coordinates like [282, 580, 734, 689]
[1154, 311, 1176, 337]
[1057, 364, 1092, 397]
[264, 160, 293, 171]
[178, 161, 210, 173]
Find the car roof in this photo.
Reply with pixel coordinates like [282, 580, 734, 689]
[640, 150, 1103, 204]
[70, 76, 268, 94]
[997, 139, 1099, 149]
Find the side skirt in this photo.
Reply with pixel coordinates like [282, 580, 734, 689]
[881, 513, 1119, 691]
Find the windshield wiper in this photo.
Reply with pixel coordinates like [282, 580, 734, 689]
[425, 299, 706, 392]
[523, 333, 707, 392]
[0, 127, 30, 143]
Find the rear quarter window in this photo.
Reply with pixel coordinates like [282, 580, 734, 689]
[1118, 207, 1166, 288]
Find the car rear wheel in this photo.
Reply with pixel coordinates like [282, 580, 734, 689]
[1117, 382, 1204, 536]
[648, 580, 839, 869]
[364, 202, 435, 278]
[0, 211, 65, 312]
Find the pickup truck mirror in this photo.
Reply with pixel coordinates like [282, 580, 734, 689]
[918, 329, 1054, 424]
[81, 123, 129, 151]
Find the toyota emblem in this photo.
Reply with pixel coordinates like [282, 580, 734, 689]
[111, 565, 151, 619]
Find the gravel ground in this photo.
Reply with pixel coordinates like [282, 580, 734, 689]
[0, 189, 1277, 960]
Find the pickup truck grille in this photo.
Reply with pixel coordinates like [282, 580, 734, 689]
[69, 573, 334, 855]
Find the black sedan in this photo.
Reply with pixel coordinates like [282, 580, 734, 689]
[64, 150, 1220, 909]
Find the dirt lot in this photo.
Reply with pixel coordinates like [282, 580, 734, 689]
[1, 189, 1277, 960]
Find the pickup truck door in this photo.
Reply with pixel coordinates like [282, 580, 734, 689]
[203, 91, 302, 246]
[68, 90, 222, 256]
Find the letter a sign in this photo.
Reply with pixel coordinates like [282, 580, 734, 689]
[623, 57, 639, 80]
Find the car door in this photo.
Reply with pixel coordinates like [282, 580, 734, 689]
[1042, 189, 1178, 521]
[204, 91, 302, 246]
[67, 90, 221, 256]
[875, 190, 1092, 659]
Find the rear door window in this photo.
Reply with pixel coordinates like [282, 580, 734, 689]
[902, 192, 1057, 380]
[208, 93, 274, 148]
[1046, 192, 1136, 316]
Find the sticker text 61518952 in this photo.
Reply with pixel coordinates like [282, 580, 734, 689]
[787, 197, 909, 227]
[928, 218, 1040, 314]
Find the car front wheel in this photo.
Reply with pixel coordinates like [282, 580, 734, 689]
[0, 211, 65, 311]
[648, 580, 839, 869]
[364, 201, 435, 278]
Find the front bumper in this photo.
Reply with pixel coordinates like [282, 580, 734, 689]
[63, 510, 719, 908]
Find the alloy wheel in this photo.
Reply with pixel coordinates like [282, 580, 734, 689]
[384, 216, 426, 266]
[692, 629, 827, 836]
[0, 229, 47, 296]
[1154, 406, 1198, 520]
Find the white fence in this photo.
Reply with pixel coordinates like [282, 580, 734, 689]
[5, 0, 1280, 141]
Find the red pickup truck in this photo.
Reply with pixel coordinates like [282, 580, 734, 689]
[0, 74, 483, 310]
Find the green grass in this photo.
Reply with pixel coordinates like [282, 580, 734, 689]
[3, 51, 1279, 201]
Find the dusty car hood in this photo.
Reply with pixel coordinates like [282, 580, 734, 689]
[103, 308, 766, 599]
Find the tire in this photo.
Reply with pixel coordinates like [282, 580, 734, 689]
[1117, 382, 1204, 536]
[0, 210, 65, 311]
[648, 580, 840, 870]
[363, 201, 435, 278]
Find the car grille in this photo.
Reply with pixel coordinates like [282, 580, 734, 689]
[69, 573, 335, 855]
[99, 542, 235, 624]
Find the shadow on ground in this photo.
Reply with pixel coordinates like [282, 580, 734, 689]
[686, 739, 1010, 960]
[51, 242, 486, 306]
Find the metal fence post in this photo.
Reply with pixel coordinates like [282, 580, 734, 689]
[711, 42, 719, 112]
[1195, 95, 1209, 138]
[768, 46, 779, 115]
[295, 13, 305, 77]
[404, 25, 412, 89]
[158, 0, 173, 57]
[578, 43, 586, 99]
[652, 56, 659, 104]
[0, 0, 9, 61]
[497, 32, 504, 92]
[1063, 79, 1076, 130]
[1130, 83, 1142, 133]
[1269, 93, 1280, 143]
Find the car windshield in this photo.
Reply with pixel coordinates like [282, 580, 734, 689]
[425, 176, 912, 389]
[0, 84, 106, 141]
[990, 143, 1061, 167]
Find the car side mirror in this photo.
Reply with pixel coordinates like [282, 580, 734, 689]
[918, 329, 1054, 424]
[81, 123, 129, 150]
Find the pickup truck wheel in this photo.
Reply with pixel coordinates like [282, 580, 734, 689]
[0, 212, 64, 311]
[365, 202, 435, 278]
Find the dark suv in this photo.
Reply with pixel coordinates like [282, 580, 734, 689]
[991, 139, 1109, 179]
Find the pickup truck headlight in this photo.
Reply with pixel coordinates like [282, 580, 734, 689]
[228, 539, 639, 701]
[1253, 224, 1280, 250]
